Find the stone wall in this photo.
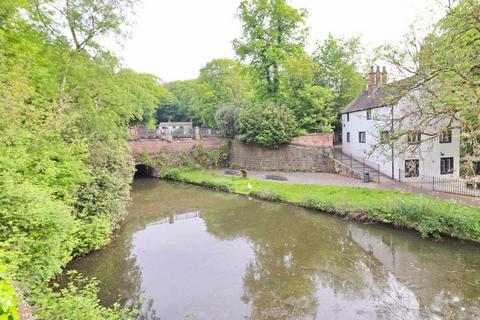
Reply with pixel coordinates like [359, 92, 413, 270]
[230, 136, 334, 172]
[291, 133, 333, 146]
[129, 138, 227, 158]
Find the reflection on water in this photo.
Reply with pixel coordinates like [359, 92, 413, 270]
[68, 179, 480, 320]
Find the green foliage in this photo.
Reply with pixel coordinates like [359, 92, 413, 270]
[312, 34, 365, 115]
[0, 177, 77, 288]
[0, 2, 159, 318]
[160, 168, 183, 181]
[234, 0, 307, 98]
[283, 56, 336, 132]
[158, 59, 251, 128]
[190, 144, 230, 169]
[238, 103, 298, 148]
[214, 102, 243, 139]
[33, 271, 138, 320]
[0, 267, 19, 320]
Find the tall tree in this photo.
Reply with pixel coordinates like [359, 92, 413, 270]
[159, 59, 252, 128]
[233, 0, 307, 99]
[312, 34, 365, 115]
[283, 56, 336, 133]
[29, 0, 138, 108]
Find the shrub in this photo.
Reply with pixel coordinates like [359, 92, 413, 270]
[238, 103, 298, 148]
[0, 267, 19, 320]
[200, 180, 232, 192]
[33, 271, 138, 320]
[250, 189, 281, 201]
[190, 144, 230, 168]
[160, 168, 182, 180]
[301, 198, 335, 213]
[0, 177, 76, 289]
[215, 102, 243, 139]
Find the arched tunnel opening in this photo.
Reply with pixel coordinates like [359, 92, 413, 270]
[134, 164, 157, 179]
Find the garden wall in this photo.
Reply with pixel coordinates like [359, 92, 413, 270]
[230, 134, 334, 172]
[129, 138, 227, 158]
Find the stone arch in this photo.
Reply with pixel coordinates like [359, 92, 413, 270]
[134, 164, 158, 178]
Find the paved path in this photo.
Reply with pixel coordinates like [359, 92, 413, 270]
[210, 169, 480, 207]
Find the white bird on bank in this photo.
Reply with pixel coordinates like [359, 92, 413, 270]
[247, 183, 253, 190]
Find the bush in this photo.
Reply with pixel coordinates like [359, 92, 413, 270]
[0, 177, 76, 289]
[238, 103, 298, 148]
[160, 168, 183, 180]
[190, 144, 230, 168]
[215, 102, 243, 139]
[0, 267, 19, 320]
[33, 271, 138, 320]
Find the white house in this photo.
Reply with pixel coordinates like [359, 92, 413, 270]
[341, 67, 460, 180]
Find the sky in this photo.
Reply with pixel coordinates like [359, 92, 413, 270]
[114, 0, 442, 82]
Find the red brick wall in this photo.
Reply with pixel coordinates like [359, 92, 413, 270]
[129, 138, 227, 157]
[291, 133, 333, 147]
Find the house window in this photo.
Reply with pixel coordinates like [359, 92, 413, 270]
[346, 132, 350, 142]
[439, 129, 452, 143]
[440, 157, 454, 175]
[407, 132, 421, 144]
[405, 159, 419, 178]
[346, 113, 350, 122]
[366, 109, 372, 120]
[358, 131, 366, 143]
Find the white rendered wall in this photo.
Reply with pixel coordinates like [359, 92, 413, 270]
[342, 101, 460, 179]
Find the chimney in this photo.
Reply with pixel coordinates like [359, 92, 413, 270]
[367, 66, 376, 96]
[375, 66, 381, 85]
[381, 66, 388, 84]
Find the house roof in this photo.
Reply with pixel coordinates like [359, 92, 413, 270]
[342, 78, 415, 114]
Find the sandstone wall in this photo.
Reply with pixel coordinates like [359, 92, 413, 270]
[230, 135, 334, 172]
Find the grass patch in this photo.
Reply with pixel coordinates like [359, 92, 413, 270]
[169, 168, 480, 243]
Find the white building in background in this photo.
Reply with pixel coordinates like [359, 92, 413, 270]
[341, 67, 460, 180]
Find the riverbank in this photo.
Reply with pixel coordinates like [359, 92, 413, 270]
[161, 168, 480, 243]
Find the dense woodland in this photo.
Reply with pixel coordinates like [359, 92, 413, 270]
[0, 0, 478, 319]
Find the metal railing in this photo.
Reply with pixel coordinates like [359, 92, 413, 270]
[129, 127, 222, 140]
[200, 128, 221, 138]
[398, 169, 480, 197]
[333, 148, 381, 182]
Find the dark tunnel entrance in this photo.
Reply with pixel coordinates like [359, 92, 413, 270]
[134, 164, 157, 178]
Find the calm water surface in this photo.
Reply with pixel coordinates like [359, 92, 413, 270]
[69, 178, 480, 320]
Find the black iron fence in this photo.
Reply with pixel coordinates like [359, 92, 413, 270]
[398, 169, 480, 197]
[333, 148, 381, 182]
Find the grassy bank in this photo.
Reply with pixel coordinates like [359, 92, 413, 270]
[161, 168, 480, 242]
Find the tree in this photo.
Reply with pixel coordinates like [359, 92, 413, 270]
[159, 59, 252, 128]
[238, 103, 298, 148]
[377, 0, 480, 174]
[283, 56, 336, 133]
[29, 0, 139, 108]
[215, 102, 244, 139]
[233, 0, 307, 99]
[312, 34, 365, 116]
[198, 58, 252, 104]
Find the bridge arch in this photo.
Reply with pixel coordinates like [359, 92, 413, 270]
[134, 164, 159, 178]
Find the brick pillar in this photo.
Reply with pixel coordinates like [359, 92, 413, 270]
[194, 126, 201, 140]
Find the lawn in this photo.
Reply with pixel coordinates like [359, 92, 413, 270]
[161, 168, 480, 243]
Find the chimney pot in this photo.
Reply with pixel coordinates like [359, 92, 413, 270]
[381, 66, 388, 84]
[375, 65, 381, 86]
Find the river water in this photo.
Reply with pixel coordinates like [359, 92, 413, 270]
[68, 178, 480, 320]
